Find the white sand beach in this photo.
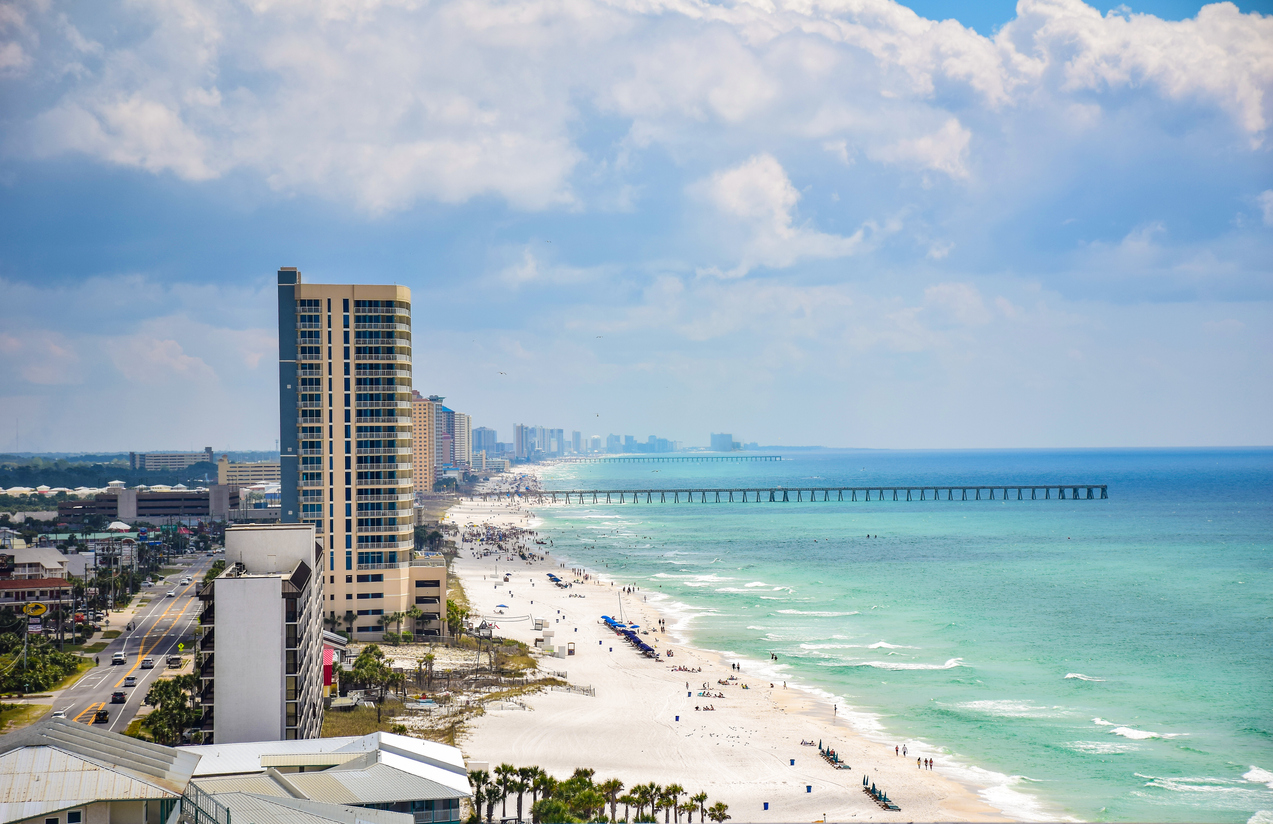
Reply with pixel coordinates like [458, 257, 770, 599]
[443, 496, 1008, 823]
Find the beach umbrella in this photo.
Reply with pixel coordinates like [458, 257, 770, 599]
[497, 604, 508, 608]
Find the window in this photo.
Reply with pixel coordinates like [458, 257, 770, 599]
[356, 574, 384, 583]
[357, 609, 384, 616]
[68, 814, 83, 824]
[356, 592, 384, 600]
[415, 579, 440, 588]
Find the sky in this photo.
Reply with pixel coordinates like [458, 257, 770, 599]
[0, 0, 1270, 452]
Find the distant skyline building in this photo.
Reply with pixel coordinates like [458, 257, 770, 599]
[411, 391, 437, 488]
[129, 448, 214, 470]
[473, 427, 498, 456]
[571, 430, 581, 454]
[710, 433, 739, 452]
[276, 268, 418, 639]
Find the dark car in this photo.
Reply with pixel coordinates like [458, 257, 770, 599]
[93, 709, 109, 723]
[110, 691, 126, 704]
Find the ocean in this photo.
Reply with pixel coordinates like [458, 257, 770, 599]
[526, 448, 1273, 823]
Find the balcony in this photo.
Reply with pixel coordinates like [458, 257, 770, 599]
[411, 556, 447, 567]
[352, 352, 410, 362]
[297, 400, 323, 409]
[353, 399, 410, 409]
[355, 368, 411, 378]
[297, 351, 322, 361]
[199, 629, 214, 652]
[297, 320, 322, 329]
[355, 523, 411, 534]
[298, 478, 325, 489]
[356, 491, 414, 502]
[355, 446, 411, 455]
[200, 683, 214, 705]
[353, 321, 411, 332]
[200, 654, 214, 677]
[300, 448, 323, 456]
[300, 491, 324, 502]
[354, 413, 410, 424]
[201, 709, 214, 732]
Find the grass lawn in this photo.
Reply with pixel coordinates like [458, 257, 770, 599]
[158, 567, 181, 577]
[65, 640, 109, 654]
[101, 630, 121, 639]
[321, 701, 406, 738]
[123, 717, 150, 741]
[0, 703, 51, 732]
[52, 659, 96, 691]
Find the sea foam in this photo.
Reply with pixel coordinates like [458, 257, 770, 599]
[852, 657, 964, 671]
[1245, 767, 1273, 789]
[776, 609, 861, 617]
[1065, 673, 1105, 682]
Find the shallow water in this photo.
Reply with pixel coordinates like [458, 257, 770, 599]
[524, 448, 1273, 823]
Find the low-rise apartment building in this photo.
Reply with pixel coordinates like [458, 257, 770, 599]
[129, 447, 214, 470]
[217, 455, 282, 485]
[197, 523, 325, 744]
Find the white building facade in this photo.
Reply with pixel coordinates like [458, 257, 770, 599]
[198, 523, 325, 744]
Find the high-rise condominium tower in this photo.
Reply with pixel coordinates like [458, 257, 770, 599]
[278, 269, 448, 640]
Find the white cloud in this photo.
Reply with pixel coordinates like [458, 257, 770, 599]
[872, 118, 972, 179]
[696, 153, 867, 277]
[1259, 190, 1273, 227]
[5, 0, 1269, 212]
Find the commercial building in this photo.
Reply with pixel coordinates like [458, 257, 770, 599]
[186, 731, 470, 824]
[277, 268, 445, 642]
[128, 447, 214, 470]
[217, 455, 282, 485]
[57, 486, 239, 523]
[0, 717, 200, 824]
[197, 523, 326, 744]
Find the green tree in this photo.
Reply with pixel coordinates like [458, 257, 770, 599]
[495, 763, 518, 819]
[350, 644, 402, 723]
[664, 784, 684, 824]
[691, 793, 708, 824]
[447, 600, 469, 638]
[598, 778, 624, 823]
[705, 803, 729, 824]
[140, 673, 201, 744]
[532, 798, 579, 824]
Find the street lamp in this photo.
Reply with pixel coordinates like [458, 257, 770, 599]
[476, 621, 493, 673]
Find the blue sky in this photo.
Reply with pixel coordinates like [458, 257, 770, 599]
[0, 0, 1270, 452]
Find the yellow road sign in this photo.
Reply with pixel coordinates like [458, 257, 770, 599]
[22, 603, 47, 617]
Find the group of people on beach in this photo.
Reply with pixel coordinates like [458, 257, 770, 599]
[896, 744, 936, 770]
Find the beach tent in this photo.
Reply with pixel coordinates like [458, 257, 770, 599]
[106, 521, 132, 532]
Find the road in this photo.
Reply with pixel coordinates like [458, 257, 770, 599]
[54, 553, 215, 733]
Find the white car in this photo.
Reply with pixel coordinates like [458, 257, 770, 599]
[180, 577, 192, 585]
[167, 589, 177, 597]
[50, 710, 66, 719]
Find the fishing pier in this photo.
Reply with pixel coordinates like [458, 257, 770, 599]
[477, 484, 1109, 504]
[564, 455, 782, 464]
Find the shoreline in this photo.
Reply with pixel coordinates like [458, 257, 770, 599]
[441, 492, 1021, 823]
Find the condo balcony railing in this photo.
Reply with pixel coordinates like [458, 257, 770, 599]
[356, 491, 415, 502]
[297, 351, 323, 361]
[355, 367, 412, 378]
[354, 413, 411, 423]
[298, 478, 325, 488]
[297, 320, 322, 329]
[353, 399, 411, 409]
[300, 494, 324, 505]
[411, 555, 447, 567]
[355, 446, 412, 455]
[297, 400, 323, 409]
[352, 352, 410, 362]
[300, 448, 324, 456]
[353, 321, 411, 332]
[355, 523, 413, 533]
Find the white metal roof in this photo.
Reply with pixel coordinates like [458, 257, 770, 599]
[208, 792, 413, 824]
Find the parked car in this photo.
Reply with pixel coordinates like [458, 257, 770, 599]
[110, 691, 126, 704]
[140, 657, 155, 669]
[167, 655, 182, 668]
[124, 676, 136, 687]
[93, 709, 109, 723]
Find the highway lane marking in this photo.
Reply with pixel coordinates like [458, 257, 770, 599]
[73, 701, 104, 724]
[112, 574, 204, 688]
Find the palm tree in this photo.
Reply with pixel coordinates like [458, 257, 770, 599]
[470, 768, 491, 822]
[406, 605, 423, 639]
[678, 801, 696, 823]
[531, 769, 555, 807]
[415, 657, 427, 689]
[483, 783, 502, 824]
[424, 652, 436, 689]
[495, 763, 518, 818]
[664, 784, 684, 824]
[706, 802, 730, 824]
[617, 792, 637, 822]
[517, 767, 538, 820]
[691, 793, 708, 824]
[599, 778, 624, 822]
[509, 776, 530, 823]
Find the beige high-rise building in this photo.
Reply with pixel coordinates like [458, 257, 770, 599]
[411, 391, 438, 491]
[453, 412, 472, 468]
[278, 269, 447, 641]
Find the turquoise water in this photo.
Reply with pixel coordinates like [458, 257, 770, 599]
[529, 449, 1273, 823]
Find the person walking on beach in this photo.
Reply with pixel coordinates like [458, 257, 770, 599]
[895, 746, 899, 756]
[903, 745, 907, 757]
